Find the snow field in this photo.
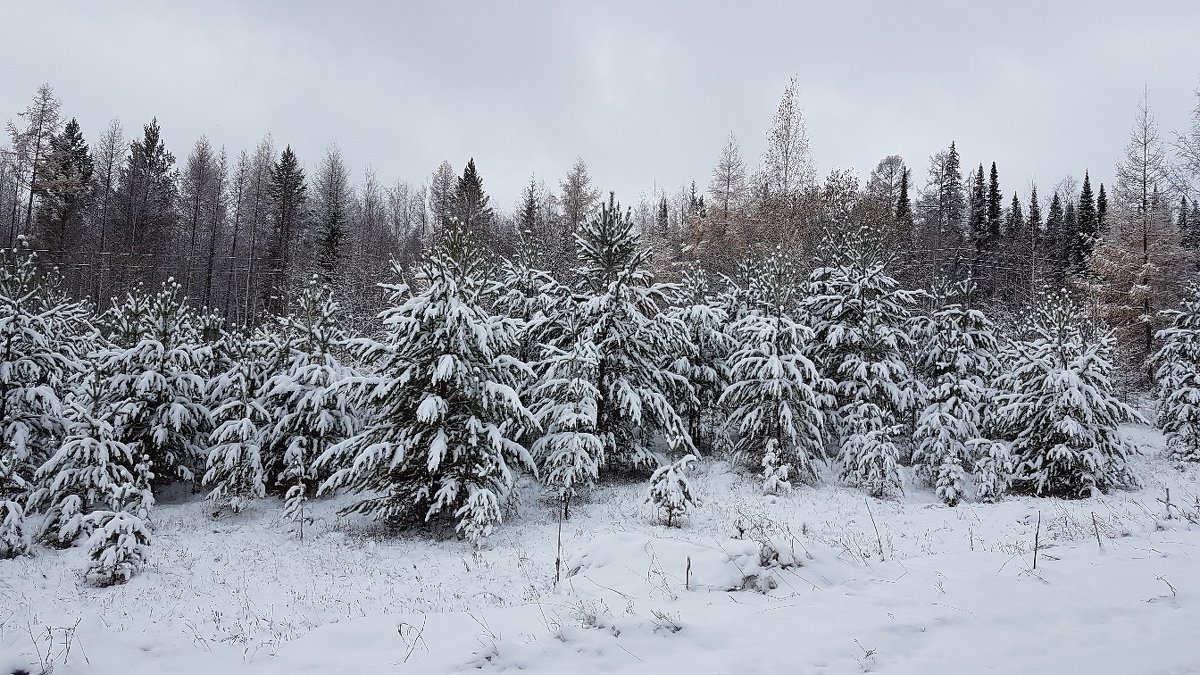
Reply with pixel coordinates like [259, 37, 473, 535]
[4, 426, 1200, 674]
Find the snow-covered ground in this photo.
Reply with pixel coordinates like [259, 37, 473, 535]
[4, 425, 1200, 674]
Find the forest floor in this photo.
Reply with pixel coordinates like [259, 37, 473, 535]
[4, 425, 1200, 674]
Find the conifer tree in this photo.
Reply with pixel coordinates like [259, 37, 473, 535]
[203, 330, 275, 515]
[0, 243, 88, 556]
[804, 227, 919, 497]
[1075, 173, 1099, 273]
[721, 251, 827, 492]
[1097, 183, 1109, 234]
[114, 119, 178, 274]
[554, 193, 695, 472]
[268, 145, 307, 305]
[645, 453, 697, 527]
[1043, 193, 1067, 286]
[317, 223, 534, 542]
[532, 332, 604, 513]
[968, 164, 987, 250]
[895, 168, 914, 245]
[669, 268, 736, 453]
[986, 162, 1003, 247]
[100, 281, 212, 484]
[992, 292, 1140, 497]
[33, 118, 93, 257]
[910, 281, 1000, 505]
[1153, 285, 1200, 461]
[31, 364, 152, 548]
[453, 158, 495, 241]
[264, 280, 356, 535]
[1180, 196, 1199, 251]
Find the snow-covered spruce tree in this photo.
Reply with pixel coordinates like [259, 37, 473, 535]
[992, 291, 1141, 497]
[802, 227, 920, 498]
[720, 251, 828, 492]
[646, 453, 698, 527]
[316, 223, 535, 543]
[263, 279, 356, 536]
[531, 333, 604, 514]
[83, 508, 152, 587]
[99, 281, 213, 485]
[30, 364, 153, 548]
[909, 280, 1002, 505]
[556, 193, 695, 473]
[203, 330, 277, 515]
[0, 241, 90, 557]
[669, 267, 736, 453]
[1152, 284, 1200, 461]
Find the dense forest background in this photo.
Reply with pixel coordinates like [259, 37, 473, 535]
[4, 80, 1199, 392]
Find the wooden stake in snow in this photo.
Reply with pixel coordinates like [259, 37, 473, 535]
[686, 556, 692, 591]
[555, 494, 564, 585]
[1032, 511, 1042, 570]
[1092, 512, 1103, 551]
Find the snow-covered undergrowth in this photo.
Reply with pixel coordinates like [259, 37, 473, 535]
[4, 426, 1200, 674]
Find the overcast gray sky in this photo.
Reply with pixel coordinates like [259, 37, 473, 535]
[5, 1, 1200, 209]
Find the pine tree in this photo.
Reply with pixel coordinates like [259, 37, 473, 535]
[669, 268, 736, 453]
[532, 334, 604, 512]
[203, 330, 275, 515]
[100, 281, 212, 484]
[645, 454, 697, 527]
[993, 292, 1140, 497]
[910, 281, 1000, 505]
[316, 224, 534, 542]
[30, 364, 153, 548]
[0, 242, 88, 557]
[720, 251, 827, 492]
[804, 227, 919, 497]
[1152, 285, 1200, 461]
[264, 280, 356, 536]
[560, 193, 695, 472]
[83, 509, 151, 587]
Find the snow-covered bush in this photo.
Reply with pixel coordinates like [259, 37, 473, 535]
[720, 252, 827, 491]
[1153, 285, 1200, 461]
[317, 224, 535, 543]
[993, 291, 1141, 497]
[83, 509, 151, 587]
[646, 454, 698, 527]
[909, 280, 1001, 505]
[803, 227, 919, 498]
[971, 439, 1014, 503]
